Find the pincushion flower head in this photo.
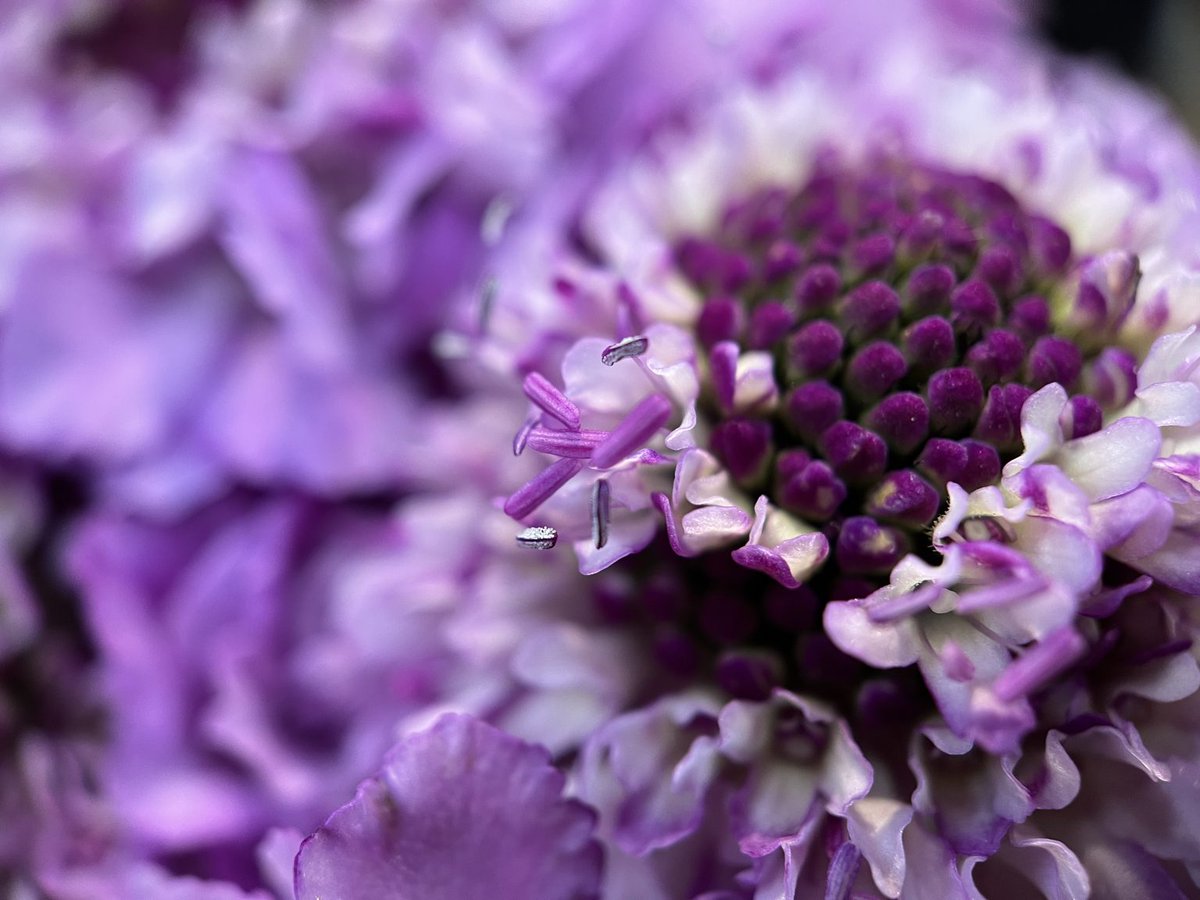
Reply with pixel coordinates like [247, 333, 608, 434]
[290, 3, 1200, 897]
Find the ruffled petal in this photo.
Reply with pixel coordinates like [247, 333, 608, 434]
[295, 715, 602, 900]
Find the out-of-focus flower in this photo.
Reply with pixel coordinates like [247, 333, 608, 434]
[0, 0, 819, 516]
[306, 0, 1200, 896]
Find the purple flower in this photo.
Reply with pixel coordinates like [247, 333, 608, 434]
[9, 1, 1200, 899]
[385, 3, 1200, 896]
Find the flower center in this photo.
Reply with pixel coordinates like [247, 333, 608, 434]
[502, 158, 1143, 708]
[675, 158, 1139, 578]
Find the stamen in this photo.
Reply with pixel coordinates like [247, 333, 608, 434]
[522, 372, 582, 431]
[526, 427, 609, 458]
[993, 628, 1087, 702]
[824, 841, 862, 900]
[601, 335, 649, 366]
[512, 413, 538, 456]
[865, 581, 942, 623]
[481, 195, 514, 245]
[478, 276, 497, 334]
[515, 526, 558, 550]
[504, 458, 585, 519]
[591, 479, 611, 549]
[590, 395, 673, 469]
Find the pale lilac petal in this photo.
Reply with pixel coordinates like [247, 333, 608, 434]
[1132, 380, 1200, 427]
[988, 829, 1091, 900]
[1089, 485, 1174, 555]
[1118, 527, 1200, 593]
[1028, 731, 1082, 811]
[1011, 516, 1102, 595]
[1003, 384, 1068, 478]
[900, 822, 972, 900]
[731, 532, 829, 589]
[295, 714, 602, 900]
[730, 760, 819, 857]
[579, 694, 722, 856]
[562, 337, 654, 416]
[1057, 416, 1162, 502]
[823, 601, 922, 668]
[217, 147, 350, 366]
[680, 505, 753, 549]
[847, 798, 913, 899]
[1081, 840, 1191, 900]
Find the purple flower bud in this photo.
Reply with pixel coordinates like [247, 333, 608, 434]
[819, 421, 888, 484]
[813, 218, 852, 259]
[1009, 295, 1051, 341]
[950, 279, 1001, 337]
[775, 447, 812, 479]
[898, 209, 946, 260]
[835, 516, 910, 575]
[965, 328, 1025, 385]
[747, 301, 795, 350]
[973, 383, 1033, 452]
[643, 577, 688, 621]
[865, 470, 941, 526]
[701, 594, 759, 645]
[696, 297, 744, 348]
[916, 437, 969, 486]
[986, 211, 1030, 253]
[1028, 215, 1073, 275]
[959, 439, 1002, 490]
[719, 253, 754, 292]
[764, 584, 820, 631]
[788, 320, 844, 378]
[1061, 395, 1104, 439]
[864, 392, 930, 455]
[902, 316, 957, 378]
[676, 237, 749, 289]
[1025, 335, 1083, 390]
[795, 263, 842, 314]
[776, 455, 848, 521]
[941, 216, 978, 256]
[840, 281, 901, 343]
[653, 627, 701, 677]
[844, 341, 907, 403]
[762, 240, 805, 280]
[849, 233, 896, 275]
[710, 417, 773, 484]
[784, 382, 845, 444]
[974, 244, 1022, 295]
[927, 367, 985, 435]
[902, 263, 957, 317]
[715, 651, 782, 701]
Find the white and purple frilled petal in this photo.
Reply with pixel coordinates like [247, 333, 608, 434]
[294, 714, 602, 900]
[575, 688, 873, 898]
